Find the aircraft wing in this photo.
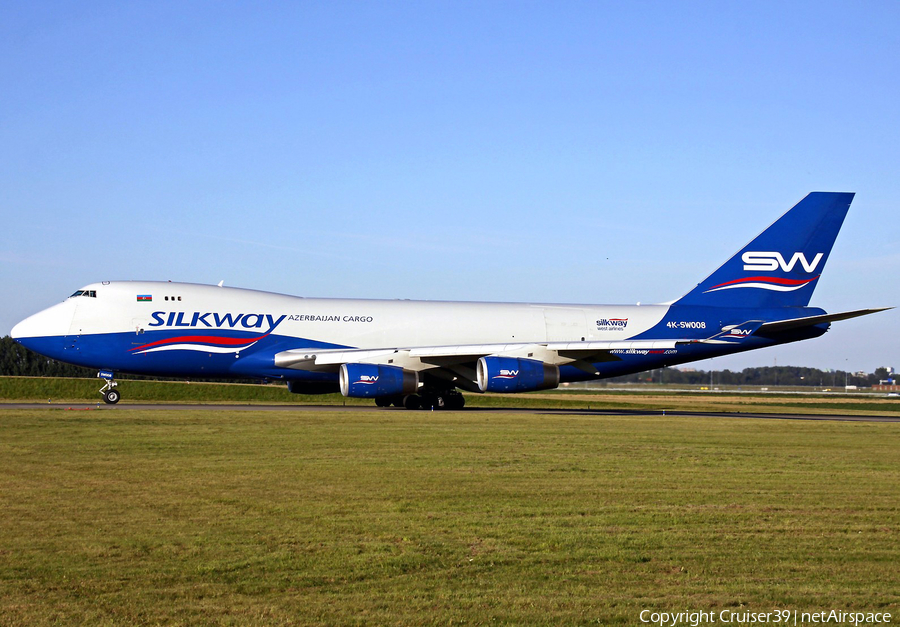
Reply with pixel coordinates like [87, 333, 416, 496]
[274, 339, 682, 374]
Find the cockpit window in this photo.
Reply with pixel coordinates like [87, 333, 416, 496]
[69, 290, 97, 298]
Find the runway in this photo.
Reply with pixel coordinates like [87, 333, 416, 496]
[3, 402, 899, 422]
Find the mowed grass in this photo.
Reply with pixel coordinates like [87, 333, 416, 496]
[1, 409, 898, 625]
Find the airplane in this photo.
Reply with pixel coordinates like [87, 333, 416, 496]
[11, 192, 889, 408]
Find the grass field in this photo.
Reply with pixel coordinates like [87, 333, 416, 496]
[1, 406, 898, 625]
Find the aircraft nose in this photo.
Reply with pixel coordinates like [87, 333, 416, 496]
[11, 301, 75, 345]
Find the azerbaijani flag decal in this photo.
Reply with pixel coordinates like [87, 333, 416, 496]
[137, 295, 153, 302]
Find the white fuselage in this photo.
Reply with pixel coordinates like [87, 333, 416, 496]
[15, 281, 668, 349]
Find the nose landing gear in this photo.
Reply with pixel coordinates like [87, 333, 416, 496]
[98, 371, 120, 404]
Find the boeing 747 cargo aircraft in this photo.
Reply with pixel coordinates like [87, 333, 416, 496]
[11, 192, 888, 408]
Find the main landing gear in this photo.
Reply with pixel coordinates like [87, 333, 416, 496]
[375, 389, 465, 410]
[98, 371, 120, 404]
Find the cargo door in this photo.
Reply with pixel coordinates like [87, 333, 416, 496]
[542, 307, 588, 342]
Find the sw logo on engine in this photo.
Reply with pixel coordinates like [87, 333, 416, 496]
[741, 251, 823, 273]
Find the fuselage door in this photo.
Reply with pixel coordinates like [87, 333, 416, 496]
[132, 318, 150, 335]
[542, 307, 588, 342]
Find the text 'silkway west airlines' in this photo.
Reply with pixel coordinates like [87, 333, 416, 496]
[11, 192, 889, 408]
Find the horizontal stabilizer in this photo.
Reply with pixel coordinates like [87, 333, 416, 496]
[759, 308, 892, 333]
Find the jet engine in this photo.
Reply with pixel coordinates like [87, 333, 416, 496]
[476, 356, 560, 393]
[339, 363, 419, 398]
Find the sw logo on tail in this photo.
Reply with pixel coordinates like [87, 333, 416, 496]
[741, 251, 824, 273]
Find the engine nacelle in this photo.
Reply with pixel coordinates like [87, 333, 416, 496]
[476, 356, 560, 393]
[339, 363, 419, 398]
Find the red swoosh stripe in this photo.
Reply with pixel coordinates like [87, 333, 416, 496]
[130, 333, 270, 352]
[709, 275, 818, 290]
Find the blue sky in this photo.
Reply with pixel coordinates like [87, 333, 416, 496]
[2, 1, 898, 372]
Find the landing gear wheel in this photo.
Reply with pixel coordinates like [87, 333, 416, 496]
[375, 396, 392, 408]
[414, 389, 466, 410]
[403, 394, 421, 410]
[419, 394, 446, 410]
[446, 393, 465, 410]
[98, 372, 119, 404]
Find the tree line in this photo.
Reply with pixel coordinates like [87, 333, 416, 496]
[609, 364, 893, 388]
[0, 336, 95, 377]
[0, 335, 892, 387]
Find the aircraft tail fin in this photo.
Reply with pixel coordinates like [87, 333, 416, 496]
[674, 192, 855, 309]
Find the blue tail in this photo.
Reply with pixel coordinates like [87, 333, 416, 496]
[674, 192, 854, 308]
